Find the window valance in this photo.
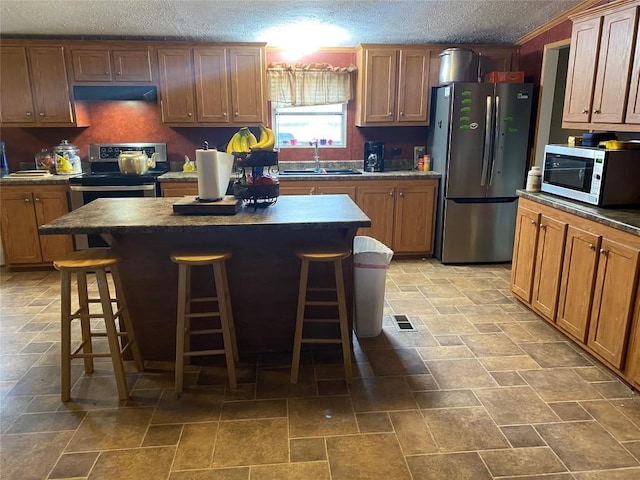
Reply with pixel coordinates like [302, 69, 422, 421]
[267, 62, 357, 107]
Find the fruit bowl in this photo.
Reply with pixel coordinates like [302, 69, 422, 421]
[233, 183, 279, 207]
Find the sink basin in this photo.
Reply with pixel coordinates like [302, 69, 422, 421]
[279, 168, 362, 175]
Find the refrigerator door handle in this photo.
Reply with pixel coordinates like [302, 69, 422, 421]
[480, 95, 493, 186]
[488, 95, 500, 186]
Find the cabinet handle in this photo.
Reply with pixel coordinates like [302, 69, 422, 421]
[389, 190, 394, 197]
[399, 191, 404, 197]
[24, 197, 30, 203]
[582, 109, 588, 114]
[39, 112, 45, 117]
[387, 112, 392, 116]
[188, 112, 192, 117]
[116, 71, 121, 76]
[26, 112, 32, 116]
[234, 111, 239, 117]
[589, 243, 595, 250]
[222, 112, 227, 117]
[530, 219, 536, 225]
[34, 197, 40, 202]
[399, 111, 404, 116]
[600, 248, 608, 256]
[539, 223, 546, 229]
[593, 109, 601, 114]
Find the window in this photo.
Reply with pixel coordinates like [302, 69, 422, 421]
[272, 103, 347, 148]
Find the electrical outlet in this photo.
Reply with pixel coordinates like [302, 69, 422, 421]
[391, 147, 402, 156]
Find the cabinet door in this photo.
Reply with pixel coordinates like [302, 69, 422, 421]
[587, 239, 640, 368]
[279, 184, 315, 195]
[71, 49, 112, 81]
[28, 46, 74, 124]
[556, 226, 600, 342]
[112, 50, 153, 82]
[0, 46, 36, 123]
[362, 48, 397, 124]
[0, 191, 42, 264]
[396, 49, 429, 123]
[356, 184, 395, 248]
[193, 48, 230, 123]
[626, 25, 640, 124]
[629, 285, 640, 387]
[531, 215, 567, 321]
[33, 189, 73, 262]
[316, 185, 357, 202]
[510, 206, 540, 303]
[563, 16, 602, 123]
[591, 6, 638, 124]
[393, 182, 436, 253]
[228, 47, 265, 124]
[161, 183, 199, 197]
[157, 48, 196, 124]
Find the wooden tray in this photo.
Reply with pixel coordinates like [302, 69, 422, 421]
[172, 195, 240, 215]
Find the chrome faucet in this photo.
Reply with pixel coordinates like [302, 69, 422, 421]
[310, 139, 321, 172]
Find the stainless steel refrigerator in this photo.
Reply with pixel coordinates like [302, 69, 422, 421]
[430, 82, 533, 263]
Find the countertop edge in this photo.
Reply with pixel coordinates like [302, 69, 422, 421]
[158, 170, 441, 182]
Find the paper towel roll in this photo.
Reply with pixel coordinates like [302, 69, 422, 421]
[196, 149, 234, 201]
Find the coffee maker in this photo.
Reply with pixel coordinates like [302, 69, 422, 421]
[364, 141, 384, 172]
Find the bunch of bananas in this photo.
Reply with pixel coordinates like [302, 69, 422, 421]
[226, 125, 275, 154]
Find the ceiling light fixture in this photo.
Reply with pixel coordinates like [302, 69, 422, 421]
[261, 20, 349, 61]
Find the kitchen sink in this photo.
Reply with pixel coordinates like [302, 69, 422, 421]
[279, 168, 362, 175]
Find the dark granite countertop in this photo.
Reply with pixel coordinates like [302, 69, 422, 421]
[517, 190, 640, 236]
[158, 170, 441, 182]
[0, 174, 76, 185]
[39, 194, 371, 235]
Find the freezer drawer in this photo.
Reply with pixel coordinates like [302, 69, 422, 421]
[440, 198, 518, 263]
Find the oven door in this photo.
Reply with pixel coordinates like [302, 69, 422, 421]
[69, 184, 156, 249]
[541, 147, 599, 204]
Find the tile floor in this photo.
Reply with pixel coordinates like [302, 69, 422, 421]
[1, 258, 640, 479]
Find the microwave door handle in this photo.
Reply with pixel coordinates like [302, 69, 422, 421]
[488, 95, 500, 186]
[480, 95, 493, 186]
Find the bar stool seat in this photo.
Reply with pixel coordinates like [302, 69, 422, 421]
[291, 248, 353, 384]
[171, 250, 238, 393]
[54, 248, 144, 402]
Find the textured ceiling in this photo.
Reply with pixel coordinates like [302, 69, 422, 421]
[0, 0, 585, 45]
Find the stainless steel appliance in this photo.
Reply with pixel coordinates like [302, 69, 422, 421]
[364, 141, 384, 172]
[541, 144, 640, 206]
[69, 142, 168, 249]
[430, 83, 533, 263]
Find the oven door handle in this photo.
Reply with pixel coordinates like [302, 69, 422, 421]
[69, 184, 156, 192]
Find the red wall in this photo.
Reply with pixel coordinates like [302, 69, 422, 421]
[1, 50, 428, 172]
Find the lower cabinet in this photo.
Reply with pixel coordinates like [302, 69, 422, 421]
[511, 197, 640, 379]
[163, 177, 438, 255]
[0, 184, 73, 266]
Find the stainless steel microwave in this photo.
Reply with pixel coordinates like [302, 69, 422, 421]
[541, 144, 640, 206]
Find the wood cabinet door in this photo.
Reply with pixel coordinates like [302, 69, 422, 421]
[28, 46, 74, 124]
[531, 215, 567, 321]
[396, 49, 429, 123]
[393, 182, 436, 253]
[591, 6, 638, 124]
[193, 47, 230, 123]
[228, 47, 265, 124]
[556, 226, 600, 343]
[587, 238, 640, 368]
[316, 185, 357, 202]
[563, 16, 602, 123]
[33, 188, 73, 262]
[362, 48, 397, 124]
[157, 48, 196, 124]
[626, 24, 640, 124]
[71, 49, 112, 81]
[510, 206, 540, 303]
[279, 184, 315, 196]
[629, 286, 640, 387]
[0, 190, 42, 264]
[0, 46, 36, 123]
[356, 184, 395, 249]
[112, 49, 153, 82]
[161, 183, 199, 197]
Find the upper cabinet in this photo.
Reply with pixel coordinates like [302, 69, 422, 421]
[158, 44, 266, 126]
[70, 46, 153, 83]
[563, 0, 640, 131]
[0, 44, 88, 127]
[355, 45, 431, 126]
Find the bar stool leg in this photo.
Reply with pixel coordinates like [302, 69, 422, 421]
[110, 265, 144, 372]
[213, 263, 237, 389]
[175, 263, 189, 394]
[291, 259, 310, 384]
[60, 270, 73, 402]
[220, 261, 239, 362]
[95, 268, 128, 401]
[334, 260, 353, 383]
[76, 271, 94, 374]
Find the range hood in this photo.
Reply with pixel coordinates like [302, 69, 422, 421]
[73, 85, 157, 101]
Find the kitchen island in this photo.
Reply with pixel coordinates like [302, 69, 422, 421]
[39, 195, 371, 359]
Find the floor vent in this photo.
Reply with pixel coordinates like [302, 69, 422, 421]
[393, 314, 416, 331]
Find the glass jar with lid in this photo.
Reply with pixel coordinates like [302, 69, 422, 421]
[53, 140, 82, 174]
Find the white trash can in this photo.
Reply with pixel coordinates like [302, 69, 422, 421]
[353, 236, 394, 338]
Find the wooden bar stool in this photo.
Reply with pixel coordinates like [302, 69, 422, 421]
[291, 249, 353, 384]
[171, 251, 238, 393]
[54, 248, 144, 402]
